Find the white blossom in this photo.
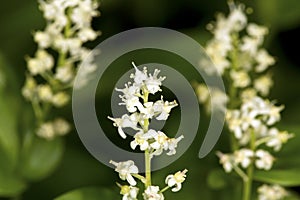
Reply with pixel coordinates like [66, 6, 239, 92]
[37, 122, 56, 140]
[152, 98, 178, 120]
[52, 92, 70, 107]
[165, 169, 188, 192]
[37, 84, 53, 102]
[234, 149, 254, 169]
[108, 114, 140, 139]
[143, 186, 164, 200]
[258, 184, 288, 200]
[255, 49, 275, 72]
[230, 70, 251, 88]
[266, 128, 294, 151]
[119, 185, 139, 200]
[55, 65, 74, 83]
[110, 160, 139, 186]
[217, 151, 234, 173]
[27, 50, 54, 75]
[130, 130, 156, 151]
[255, 149, 275, 170]
[53, 118, 71, 136]
[254, 74, 273, 96]
[165, 135, 184, 156]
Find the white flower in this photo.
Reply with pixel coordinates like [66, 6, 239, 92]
[240, 36, 261, 56]
[34, 31, 52, 48]
[258, 184, 288, 200]
[165, 135, 184, 156]
[264, 102, 284, 126]
[230, 70, 251, 88]
[152, 98, 178, 120]
[22, 75, 37, 101]
[234, 149, 254, 169]
[255, 149, 275, 170]
[27, 50, 54, 75]
[255, 49, 275, 72]
[150, 131, 169, 156]
[226, 110, 243, 139]
[144, 69, 165, 94]
[217, 151, 234, 173]
[53, 37, 82, 53]
[53, 118, 71, 136]
[108, 114, 140, 139]
[205, 40, 231, 75]
[109, 160, 139, 186]
[119, 185, 139, 200]
[130, 129, 158, 151]
[37, 84, 53, 102]
[254, 74, 273, 96]
[266, 128, 294, 151]
[247, 23, 268, 39]
[77, 27, 99, 42]
[227, 3, 247, 32]
[116, 83, 142, 113]
[71, 0, 99, 29]
[195, 84, 209, 103]
[55, 65, 74, 83]
[240, 88, 257, 101]
[52, 92, 70, 107]
[37, 122, 56, 140]
[165, 169, 188, 192]
[143, 186, 164, 200]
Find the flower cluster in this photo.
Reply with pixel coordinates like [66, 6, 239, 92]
[196, 2, 293, 200]
[22, 0, 99, 140]
[258, 184, 288, 200]
[109, 62, 187, 199]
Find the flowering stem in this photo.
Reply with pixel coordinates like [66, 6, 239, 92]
[159, 186, 170, 193]
[242, 130, 256, 200]
[143, 88, 151, 187]
[57, 7, 72, 67]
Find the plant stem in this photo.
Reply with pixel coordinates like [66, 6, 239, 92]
[142, 87, 151, 187]
[159, 186, 170, 193]
[145, 149, 151, 187]
[242, 130, 256, 200]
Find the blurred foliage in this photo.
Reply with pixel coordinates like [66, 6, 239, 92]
[0, 0, 299, 199]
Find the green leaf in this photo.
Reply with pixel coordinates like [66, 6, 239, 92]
[0, 168, 27, 197]
[255, 0, 300, 29]
[20, 132, 64, 181]
[254, 169, 300, 187]
[54, 187, 119, 200]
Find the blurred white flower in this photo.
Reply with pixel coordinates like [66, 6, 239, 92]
[255, 149, 275, 170]
[230, 70, 251, 88]
[234, 149, 254, 169]
[258, 184, 288, 200]
[37, 84, 53, 102]
[255, 49, 275, 72]
[52, 92, 70, 107]
[53, 118, 71, 136]
[254, 74, 273, 96]
[265, 128, 294, 151]
[217, 151, 234, 173]
[27, 50, 54, 75]
[37, 122, 56, 140]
